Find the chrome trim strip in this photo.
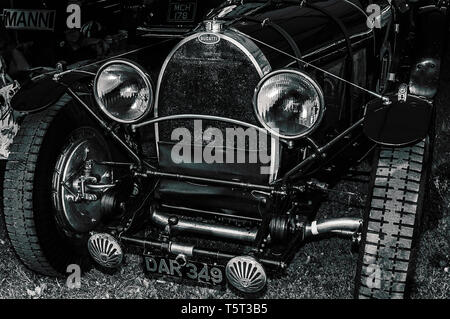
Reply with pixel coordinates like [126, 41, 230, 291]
[220, 30, 272, 77]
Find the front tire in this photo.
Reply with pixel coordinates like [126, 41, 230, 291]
[2, 95, 106, 275]
[355, 139, 431, 298]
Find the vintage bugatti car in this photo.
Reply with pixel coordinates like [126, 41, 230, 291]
[2, 0, 448, 299]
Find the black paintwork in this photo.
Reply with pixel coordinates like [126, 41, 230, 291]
[8, 0, 445, 162]
[218, 0, 373, 68]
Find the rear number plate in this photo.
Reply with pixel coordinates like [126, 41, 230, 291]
[144, 255, 225, 286]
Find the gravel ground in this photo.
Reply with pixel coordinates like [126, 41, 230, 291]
[0, 44, 449, 300]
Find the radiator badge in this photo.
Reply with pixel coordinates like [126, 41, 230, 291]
[198, 33, 220, 45]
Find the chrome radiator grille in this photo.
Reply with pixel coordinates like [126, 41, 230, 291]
[154, 31, 275, 184]
[156, 32, 268, 142]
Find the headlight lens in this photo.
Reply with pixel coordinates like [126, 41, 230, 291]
[253, 70, 325, 139]
[94, 60, 153, 123]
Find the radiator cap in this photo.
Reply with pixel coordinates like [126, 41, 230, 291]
[204, 19, 225, 33]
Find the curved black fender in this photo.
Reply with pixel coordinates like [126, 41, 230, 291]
[11, 70, 94, 113]
[363, 94, 433, 146]
[363, 2, 447, 146]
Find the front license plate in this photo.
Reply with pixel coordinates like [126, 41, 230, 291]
[144, 255, 225, 286]
[167, 1, 197, 23]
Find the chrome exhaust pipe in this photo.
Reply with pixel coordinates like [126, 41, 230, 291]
[151, 209, 361, 242]
[304, 217, 362, 238]
[151, 210, 258, 242]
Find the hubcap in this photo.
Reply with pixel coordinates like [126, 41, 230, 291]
[53, 127, 112, 234]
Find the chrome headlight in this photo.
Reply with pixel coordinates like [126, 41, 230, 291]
[253, 69, 325, 139]
[94, 60, 153, 123]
